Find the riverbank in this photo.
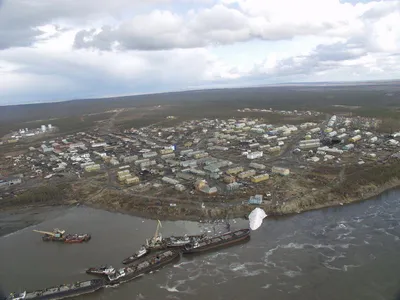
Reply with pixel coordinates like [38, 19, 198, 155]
[2, 161, 400, 223]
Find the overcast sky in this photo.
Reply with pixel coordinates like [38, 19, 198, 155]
[0, 0, 399, 105]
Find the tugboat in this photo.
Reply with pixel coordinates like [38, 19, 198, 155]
[182, 229, 250, 254]
[122, 245, 150, 265]
[5, 278, 105, 300]
[107, 250, 180, 285]
[33, 229, 91, 243]
[86, 265, 116, 276]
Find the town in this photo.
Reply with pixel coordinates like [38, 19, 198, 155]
[1, 109, 400, 219]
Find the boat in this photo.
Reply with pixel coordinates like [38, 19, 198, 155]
[64, 234, 91, 243]
[33, 229, 91, 243]
[122, 246, 150, 265]
[182, 229, 250, 254]
[107, 250, 180, 285]
[33, 229, 66, 242]
[86, 265, 116, 276]
[5, 278, 105, 300]
[163, 233, 207, 248]
[145, 220, 207, 250]
[145, 220, 166, 251]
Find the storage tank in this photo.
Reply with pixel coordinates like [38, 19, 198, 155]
[48, 124, 52, 129]
[41, 125, 46, 132]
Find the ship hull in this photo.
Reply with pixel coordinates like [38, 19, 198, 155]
[6, 279, 105, 300]
[42, 234, 90, 243]
[108, 251, 180, 285]
[182, 229, 250, 254]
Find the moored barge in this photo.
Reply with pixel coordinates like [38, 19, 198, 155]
[107, 250, 180, 285]
[182, 229, 250, 254]
[5, 278, 105, 300]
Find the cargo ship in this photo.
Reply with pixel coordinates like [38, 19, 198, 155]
[33, 229, 91, 243]
[182, 229, 250, 254]
[122, 246, 149, 265]
[86, 265, 116, 276]
[4, 278, 105, 300]
[107, 250, 180, 285]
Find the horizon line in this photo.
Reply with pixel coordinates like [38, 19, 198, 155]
[2, 78, 399, 107]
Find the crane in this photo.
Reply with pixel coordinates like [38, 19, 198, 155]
[33, 228, 65, 237]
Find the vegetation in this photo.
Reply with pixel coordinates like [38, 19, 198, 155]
[2, 183, 71, 207]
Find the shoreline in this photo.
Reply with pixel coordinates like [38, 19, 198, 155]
[2, 182, 399, 228]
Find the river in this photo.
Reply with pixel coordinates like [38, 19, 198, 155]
[1, 189, 400, 300]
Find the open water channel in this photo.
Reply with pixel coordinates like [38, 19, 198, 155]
[1, 189, 400, 300]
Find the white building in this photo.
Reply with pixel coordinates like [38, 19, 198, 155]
[247, 151, 263, 160]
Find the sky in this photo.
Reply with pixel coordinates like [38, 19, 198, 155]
[0, 0, 399, 105]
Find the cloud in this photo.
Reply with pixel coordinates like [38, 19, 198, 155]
[0, 0, 214, 50]
[72, 0, 371, 51]
[0, 0, 400, 105]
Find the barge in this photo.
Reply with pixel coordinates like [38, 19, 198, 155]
[5, 279, 105, 300]
[33, 229, 91, 243]
[107, 250, 180, 285]
[182, 229, 250, 254]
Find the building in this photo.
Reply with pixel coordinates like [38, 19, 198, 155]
[268, 146, 281, 153]
[123, 155, 138, 163]
[343, 144, 355, 150]
[251, 174, 269, 183]
[40, 144, 54, 153]
[162, 177, 180, 185]
[176, 172, 194, 181]
[349, 135, 362, 143]
[224, 176, 236, 184]
[248, 194, 263, 205]
[271, 167, 290, 176]
[85, 164, 101, 172]
[238, 170, 256, 179]
[143, 152, 157, 159]
[226, 182, 242, 191]
[91, 142, 107, 148]
[160, 148, 174, 155]
[0, 177, 22, 188]
[247, 151, 263, 160]
[125, 176, 140, 185]
[249, 163, 266, 170]
[175, 184, 186, 192]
